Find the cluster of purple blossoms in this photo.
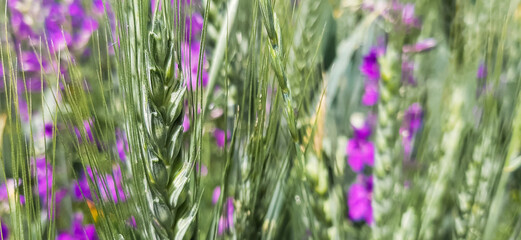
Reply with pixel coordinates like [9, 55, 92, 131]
[73, 165, 127, 204]
[346, 114, 375, 225]
[346, 115, 375, 172]
[213, 128, 231, 149]
[360, 46, 385, 106]
[7, 0, 103, 120]
[348, 175, 374, 224]
[0, 219, 8, 240]
[218, 198, 235, 235]
[211, 187, 235, 235]
[400, 103, 423, 162]
[56, 212, 97, 240]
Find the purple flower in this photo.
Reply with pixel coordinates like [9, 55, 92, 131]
[0, 179, 24, 204]
[360, 47, 384, 81]
[213, 129, 230, 148]
[400, 103, 423, 159]
[20, 52, 47, 73]
[33, 157, 53, 199]
[185, 13, 204, 39]
[477, 63, 487, 79]
[0, 219, 8, 240]
[218, 197, 235, 235]
[362, 82, 379, 106]
[360, 46, 384, 106]
[181, 41, 208, 90]
[93, 0, 106, 14]
[183, 114, 190, 132]
[116, 130, 129, 162]
[347, 114, 375, 172]
[18, 78, 46, 92]
[197, 163, 208, 176]
[45, 4, 72, 53]
[346, 139, 375, 172]
[353, 121, 372, 141]
[212, 187, 221, 205]
[45, 123, 54, 137]
[347, 176, 373, 224]
[127, 216, 137, 228]
[57, 213, 98, 240]
[74, 119, 95, 143]
[402, 38, 437, 53]
[401, 58, 415, 85]
[401, 3, 421, 28]
[73, 166, 126, 203]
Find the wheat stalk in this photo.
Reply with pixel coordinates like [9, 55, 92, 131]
[258, 0, 298, 142]
[419, 88, 466, 240]
[372, 43, 404, 240]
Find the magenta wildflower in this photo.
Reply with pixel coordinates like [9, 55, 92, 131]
[346, 115, 375, 172]
[0, 179, 25, 204]
[212, 186, 221, 205]
[116, 130, 129, 162]
[181, 41, 208, 90]
[402, 38, 437, 53]
[400, 3, 421, 28]
[0, 219, 8, 240]
[185, 13, 204, 39]
[20, 52, 47, 73]
[213, 128, 230, 148]
[218, 197, 235, 235]
[127, 216, 137, 228]
[347, 175, 373, 224]
[360, 46, 384, 106]
[400, 103, 423, 159]
[56, 213, 98, 240]
[360, 47, 384, 81]
[477, 63, 487, 79]
[362, 82, 379, 106]
[401, 58, 416, 85]
[74, 119, 95, 143]
[73, 166, 126, 203]
[183, 114, 190, 132]
[346, 139, 375, 172]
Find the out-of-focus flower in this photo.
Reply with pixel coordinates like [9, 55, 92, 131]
[181, 41, 208, 90]
[400, 103, 423, 159]
[477, 62, 487, 79]
[347, 175, 373, 224]
[0, 179, 25, 205]
[362, 82, 379, 106]
[73, 165, 126, 203]
[402, 38, 437, 53]
[185, 13, 204, 39]
[212, 186, 221, 205]
[400, 3, 421, 28]
[360, 46, 385, 106]
[0, 219, 8, 240]
[401, 58, 415, 85]
[360, 47, 384, 81]
[196, 163, 208, 176]
[346, 114, 375, 172]
[74, 119, 95, 143]
[183, 114, 190, 132]
[56, 213, 98, 240]
[116, 130, 129, 162]
[213, 128, 231, 148]
[346, 139, 375, 172]
[218, 197, 234, 235]
[20, 52, 48, 73]
[127, 216, 137, 228]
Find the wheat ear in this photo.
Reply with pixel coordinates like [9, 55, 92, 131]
[142, 16, 196, 239]
[258, 0, 298, 142]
